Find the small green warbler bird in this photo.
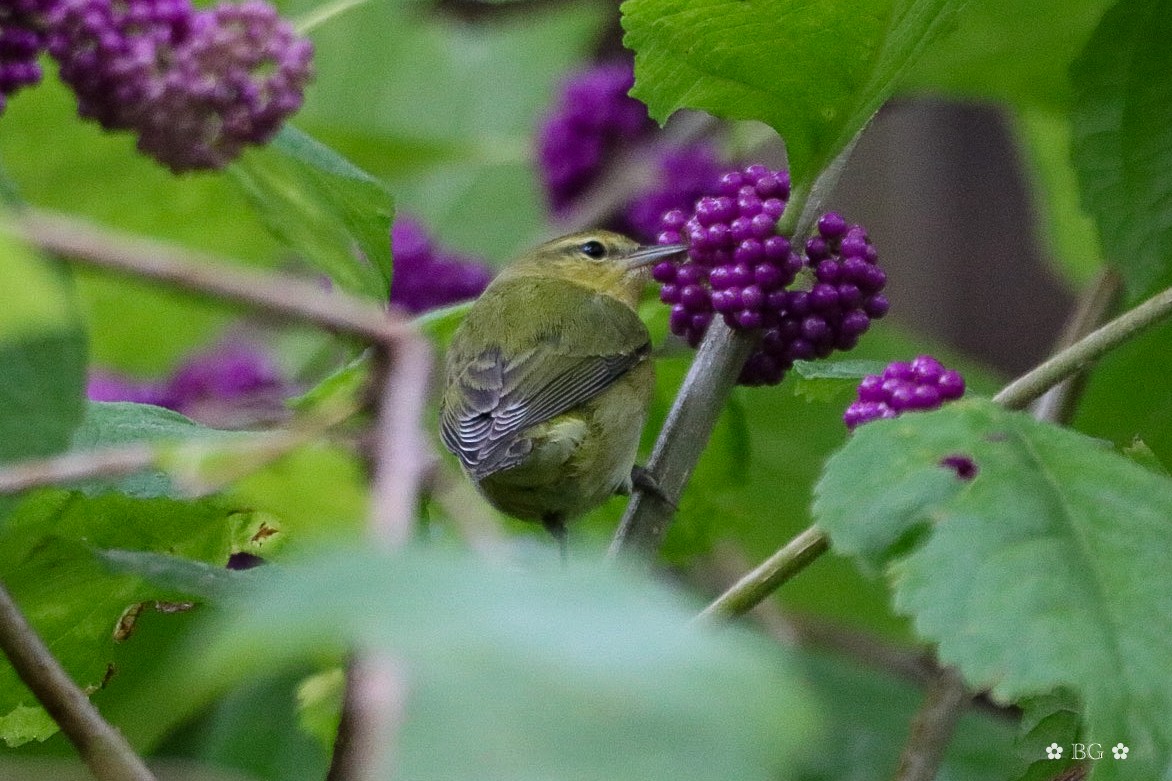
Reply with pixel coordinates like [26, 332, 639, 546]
[439, 230, 686, 551]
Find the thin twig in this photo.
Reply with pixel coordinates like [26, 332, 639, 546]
[1029, 268, 1122, 422]
[891, 667, 969, 781]
[0, 444, 155, 495]
[995, 278, 1172, 410]
[693, 526, 829, 623]
[325, 655, 409, 781]
[329, 302, 432, 779]
[0, 582, 156, 781]
[6, 211, 409, 344]
[366, 339, 433, 547]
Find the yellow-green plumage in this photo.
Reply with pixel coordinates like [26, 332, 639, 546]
[439, 230, 684, 545]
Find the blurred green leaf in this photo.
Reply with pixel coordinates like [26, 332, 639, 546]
[69, 402, 245, 498]
[232, 126, 394, 299]
[902, 0, 1112, 109]
[225, 443, 368, 548]
[1011, 107, 1105, 287]
[154, 545, 819, 781]
[0, 80, 282, 373]
[814, 399, 1172, 780]
[622, 0, 963, 185]
[795, 649, 1018, 781]
[293, 0, 608, 260]
[1071, 0, 1172, 301]
[157, 671, 330, 781]
[0, 229, 86, 456]
[0, 227, 87, 521]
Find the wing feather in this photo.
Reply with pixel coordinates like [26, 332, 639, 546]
[440, 282, 649, 479]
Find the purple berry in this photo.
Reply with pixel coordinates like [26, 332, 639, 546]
[938, 369, 966, 400]
[817, 211, 847, 240]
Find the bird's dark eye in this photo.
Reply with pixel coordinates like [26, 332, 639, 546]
[580, 240, 607, 259]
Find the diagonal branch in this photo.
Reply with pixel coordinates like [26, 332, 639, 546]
[0, 582, 157, 781]
[6, 210, 409, 344]
[4, 210, 431, 780]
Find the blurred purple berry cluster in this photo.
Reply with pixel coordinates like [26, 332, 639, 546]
[648, 162, 889, 386]
[2, 0, 311, 170]
[535, 62, 729, 244]
[87, 339, 287, 426]
[843, 356, 965, 430]
[618, 143, 724, 243]
[0, 0, 55, 113]
[390, 215, 493, 314]
[537, 61, 655, 215]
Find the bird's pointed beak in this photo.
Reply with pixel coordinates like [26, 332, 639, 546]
[623, 243, 688, 270]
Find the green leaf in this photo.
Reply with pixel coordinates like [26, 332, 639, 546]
[232, 126, 395, 299]
[814, 399, 1172, 779]
[69, 402, 245, 498]
[150, 546, 819, 781]
[790, 358, 887, 403]
[1071, 0, 1172, 301]
[0, 491, 252, 744]
[902, 0, 1113, 110]
[224, 443, 368, 547]
[621, 0, 964, 185]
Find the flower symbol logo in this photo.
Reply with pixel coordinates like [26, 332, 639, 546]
[1112, 743, 1129, 759]
[1046, 743, 1063, 760]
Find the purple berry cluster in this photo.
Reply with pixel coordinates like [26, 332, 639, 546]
[653, 163, 796, 350]
[46, 0, 312, 171]
[619, 143, 723, 243]
[843, 356, 965, 430]
[537, 61, 653, 214]
[0, 0, 55, 114]
[650, 163, 889, 386]
[87, 339, 288, 425]
[390, 215, 494, 315]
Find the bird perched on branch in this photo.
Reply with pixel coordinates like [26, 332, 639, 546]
[440, 230, 686, 555]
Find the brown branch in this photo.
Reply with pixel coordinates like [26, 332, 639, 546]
[0, 581, 156, 781]
[6, 210, 409, 344]
[0, 445, 155, 495]
[892, 667, 969, 781]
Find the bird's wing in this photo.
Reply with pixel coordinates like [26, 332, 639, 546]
[440, 283, 649, 479]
